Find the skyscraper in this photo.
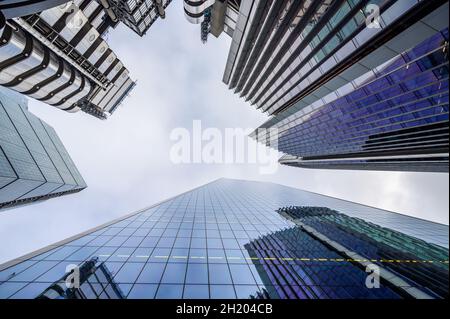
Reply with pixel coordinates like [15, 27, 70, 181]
[0, 86, 86, 211]
[253, 27, 449, 173]
[0, 179, 447, 299]
[0, 0, 171, 119]
[184, 0, 449, 172]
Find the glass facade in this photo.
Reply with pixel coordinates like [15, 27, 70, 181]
[253, 28, 449, 172]
[221, 0, 448, 115]
[0, 179, 447, 299]
[0, 87, 86, 211]
[36, 258, 125, 299]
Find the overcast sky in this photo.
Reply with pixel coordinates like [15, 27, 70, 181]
[0, 1, 448, 264]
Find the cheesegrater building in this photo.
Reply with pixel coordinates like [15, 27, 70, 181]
[1, 0, 172, 119]
[0, 179, 448, 299]
[184, 0, 449, 173]
[0, 86, 86, 211]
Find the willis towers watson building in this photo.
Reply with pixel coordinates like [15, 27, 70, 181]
[0, 86, 86, 211]
[184, 0, 449, 173]
[0, 179, 448, 299]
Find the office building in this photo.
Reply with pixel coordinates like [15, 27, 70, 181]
[0, 0, 171, 119]
[0, 86, 86, 211]
[36, 257, 125, 299]
[253, 27, 449, 172]
[185, 0, 449, 172]
[0, 179, 447, 299]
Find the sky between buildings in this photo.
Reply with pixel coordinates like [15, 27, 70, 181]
[0, 1, 448, 264]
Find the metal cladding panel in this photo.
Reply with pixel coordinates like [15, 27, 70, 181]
[28, 60, 71, 100]
[32, 61, 72, 100]
[46, 71, 83, 105]
[88, 68, 131, 109]
[49, 184, 77, 194]
[0, 27, 27, 70]
[113, 69, 130, 88]
[0, 38, 45, 85]
[89, 85, 108, 106]
[14, 53, 60, 93]
[91, 11, 106, 29]
[0, 179, 44, 203]
[81, 0, 101, 18]
[37, 4, 70, 27]
[17, 182, 63, 200]
[74, 28, 100, 55]
[0, 177, 16, 189]
[97, 52, 116, 73]
[59, 9, 90, 42]
[40, 122, 86, 188]
[106, 61, 123, 81]
[0, 31, 25, 63]
[60, 79, 91, 111]
[1, 86, 86, 208]
[0, 142, 16, 186]
[98, 78, 133, 110]
[183, 0, 217, 24]
[87, 40, 108, 65]
[0, 138, 45, 183]
[10, 110, 63, 185]
[0, 23, 91, 113]
[103, 78, 134, 112]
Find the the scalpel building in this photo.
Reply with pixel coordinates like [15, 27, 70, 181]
[0, 86, 86, 211]
[0, 179, 447, 299]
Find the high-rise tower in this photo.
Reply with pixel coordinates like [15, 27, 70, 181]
[0, 86, 86, 211]
[184, 0, 449, 172]
[0, 179, 447, 299]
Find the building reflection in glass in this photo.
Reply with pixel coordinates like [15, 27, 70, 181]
[244, 206, 449, 299]
[36, 257, 125, 299]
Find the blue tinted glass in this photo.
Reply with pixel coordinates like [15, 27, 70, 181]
[161, 263, 187, 284]
[0, 283, 27, 299]
[156, 285, 183, 299]
[127, 284, 158, 299]
[186, 264, 208, 284]
[9, 283, 51, 299]
[0, 179, 447, 300]
[209, 264, 232, 284]
[210, 285, 236, 299]
[183, 285, 209, 299]
[229, 265, 257, 285]
[114, 263, 144, 283]
[137, 263, 166, 283]
[10, 261, 59, 282]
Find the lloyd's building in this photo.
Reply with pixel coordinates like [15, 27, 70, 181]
[1, 0, 171, 119]
[185, 0, 449, 173]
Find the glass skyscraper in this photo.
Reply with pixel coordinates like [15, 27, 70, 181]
[185, 0, 449, 173]
[0, 179, 447, 299]
[0, 86, 86, 211]
[254, 27, 449, 173]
